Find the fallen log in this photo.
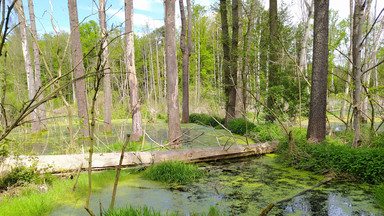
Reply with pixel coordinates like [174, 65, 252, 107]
[0, 141, 278, 174]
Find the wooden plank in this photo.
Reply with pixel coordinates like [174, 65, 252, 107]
[0, 141, 278, 174]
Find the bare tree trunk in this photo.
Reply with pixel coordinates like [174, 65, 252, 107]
[298, 0, 314, 83]
[165, 0, 182, 147]
[307, 0, 329, 142]
[99, 0, 112, 132]
[340, 0, 354, 120]
[125, 0, 143, 142]
[16, 0, 39, 133]
[68, 0, 89, 138]
[148, 36, 157, 105]
[351, 0, 366, 147]
[228, 0, 239, 121]
[27, 0, 46, 131]
[155, 38, 162, 103]
[180, 0, 192, 123]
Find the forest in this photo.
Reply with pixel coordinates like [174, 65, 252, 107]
[0, 0, 384, 215]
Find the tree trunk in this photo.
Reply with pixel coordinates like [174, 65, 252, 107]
[266, 0, 278, 122]
[165, 0, 182, 147]
[352, 0, 366, 147]
[27, 0, 46, 131]
[2, 142, 279, 173]
[306, 0, 329, 142]
[16, 0, 39, 134]
[68, 0, 90, 138]
[340, 0, 354, 120]
[99, 0, 112, 132]
[220, 0, 231, 125]
[125, 0, 143, 142]
[180, 0, 192, 123]
[298, 0, 314, 81]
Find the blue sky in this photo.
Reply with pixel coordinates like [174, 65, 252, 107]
[18, 0, 384, 36]
[20, 0, 214, 35]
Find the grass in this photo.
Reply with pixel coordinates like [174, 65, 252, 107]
[142, 161, 204, 184]
[0, 169, 138, 216]
[103, 205, 221, 216]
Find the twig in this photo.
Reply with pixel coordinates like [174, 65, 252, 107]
[210, 116, 238, 150]
[110, 134, 130, 210]
[72, 163, 83, 191]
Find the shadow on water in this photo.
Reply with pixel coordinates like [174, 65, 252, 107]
[51, 154, 383, 216]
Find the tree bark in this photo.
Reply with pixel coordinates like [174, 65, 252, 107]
[27, 0, 46, 131]
[220, 0, 231, 125]
[298, 0, 314, 80]
[16, 0, 39, 133]
[266, 0, 278, 122]
[99, 0, 112, 132]
[68, 0, 90, 138]
[306, 0, 329, 142]
[351, 0, 366, 147]
[180, 0, 192, 123]
[165, 0, 182, 147]
[229, 0, 239, 120]
[125, 0, 143, 142]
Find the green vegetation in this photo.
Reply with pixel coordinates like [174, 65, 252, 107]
[142, 161, 203, 184]
[374, 184, 384, 209]
[278, 129, 384, 184]
[0, 165, 53, 191]
[189, 113, 224, 127]
[103, 205, 221, 216]
[226, 118, 256, 135]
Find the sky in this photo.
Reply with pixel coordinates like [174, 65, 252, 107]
[18, 0, 384, 35]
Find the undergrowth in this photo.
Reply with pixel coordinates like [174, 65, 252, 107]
[278, 128, 384, 184]
[103, 205, 221, 216]
[374, 184, 384, 209]
[142, 161, 203, 184]
[0, 165, 53, 191]
[189, 113, 224, 127]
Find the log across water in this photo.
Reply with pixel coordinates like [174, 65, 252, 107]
[0, 141, 278, 174]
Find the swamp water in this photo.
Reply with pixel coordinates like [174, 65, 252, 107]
[51, 154, 383, 216]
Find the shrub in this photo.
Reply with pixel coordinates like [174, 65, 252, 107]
[189, 113, 224, 127]
[249, 123, 284, 142]
[142, 161, 203, 184]
[374, 184, 384, 209]
[279, 140, 384, 184]
[226, 118, 256, 135]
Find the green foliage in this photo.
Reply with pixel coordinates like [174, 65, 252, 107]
[189, 113, 224, 127]
[226, 118, 256, 136]
[249, 123, 283, 142]
[279, 137, 384, 184]
[0, 165, 53, 190]
[374, 184, 384, 209]
[142, 161, 203, 184]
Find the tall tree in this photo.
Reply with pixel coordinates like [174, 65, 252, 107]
[16, 0, 39, 133]
[165, 0, 182, 147]
[340, 0, 354, 120]
[266, 0, 278, 122]
[228, 0, 240, 120]
[179, 0, 192, 123]
[351, 0, 367, 147]
[68, 0, 90, 138]
[98, 0, 112, 132]
[218, 0, 240, 122]
[306, 0, 329, 142]
[125, 0, 143, 141]
[27, 0, 46, 131]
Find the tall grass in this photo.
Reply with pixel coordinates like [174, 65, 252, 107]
[142, 161, 203, 184]
[103, 205, 221, 216]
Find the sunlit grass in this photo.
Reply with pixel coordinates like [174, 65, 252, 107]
[142, 161, 204, 184]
